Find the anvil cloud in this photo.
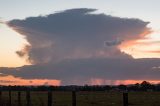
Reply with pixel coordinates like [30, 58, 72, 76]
[7, 8, 150, 64]
[1, 8, 159, 85]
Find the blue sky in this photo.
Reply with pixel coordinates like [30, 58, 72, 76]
[0, 0, 160, 30]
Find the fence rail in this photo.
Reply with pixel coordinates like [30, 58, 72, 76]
[0, 90, 128, 106]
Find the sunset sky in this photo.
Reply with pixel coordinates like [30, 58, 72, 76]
[0, 0, 160, 85]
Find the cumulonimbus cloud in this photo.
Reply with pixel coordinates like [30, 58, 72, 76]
[2, 8, 159, 85]
[1, 58, 160, 85]
[7, 8, 150, 64]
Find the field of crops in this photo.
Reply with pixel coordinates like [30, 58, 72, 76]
[1, 91, 160, 106]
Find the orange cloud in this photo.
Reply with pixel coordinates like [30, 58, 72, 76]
[118, 28, 160, 58]
[90, 78, 160, 85]
[120, 29, 152, 48]
[0, 75, 61, 86]
[117, 80, 160, 85]
[139, 29, 152, 38]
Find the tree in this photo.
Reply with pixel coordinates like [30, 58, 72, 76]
[140, 81, 153, 91]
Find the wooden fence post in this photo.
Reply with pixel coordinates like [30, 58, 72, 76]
[18, 91, 21, 106]
[48, 91, 52, 106]
[123, 92, 128, 106]
[72, 90, 76, 106]
[9, 90, 11, 106]
[26, 90, 31, 106]
[0, 90, 2, 105]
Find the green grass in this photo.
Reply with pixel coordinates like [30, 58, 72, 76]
[1, 91, 160, 106]
[128, 92, 160, 106]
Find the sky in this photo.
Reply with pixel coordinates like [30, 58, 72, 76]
[0, 0, 160, 85]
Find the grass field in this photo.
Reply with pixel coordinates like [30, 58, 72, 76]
[1, 91, 160, 106]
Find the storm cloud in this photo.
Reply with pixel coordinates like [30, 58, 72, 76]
[8, 8, 150, 64]
[1, 58, 160, 85]
[2, 8, 159, 85]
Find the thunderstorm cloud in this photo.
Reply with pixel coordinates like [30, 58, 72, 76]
[1, 8, 158, 85]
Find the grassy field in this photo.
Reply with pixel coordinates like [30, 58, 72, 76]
[1, 91, 160, 106]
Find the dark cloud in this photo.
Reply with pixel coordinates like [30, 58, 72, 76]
[16, 45, 31, 60]
[7, 8, 150, 64]
[1, 58, 160, 85]
[105, 39, 123, 46]
[16, 51, 25, 57]
[4, 8, 158, 85]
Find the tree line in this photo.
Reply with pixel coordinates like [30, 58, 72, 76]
[0, 81, 160, 91]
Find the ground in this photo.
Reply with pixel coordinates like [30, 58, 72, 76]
[1, 91, 160, 106]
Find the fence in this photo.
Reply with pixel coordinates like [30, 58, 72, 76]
[0, 90, 128, 106]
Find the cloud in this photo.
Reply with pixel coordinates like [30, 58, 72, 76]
[0, 75, 61, 86]
[16, 45, 31, 57]
[0, 18, 6, 24]
[4, 8, 159, 85]
[7, 8, 150, 64]
[105, 39, 123, 46]
[1, 58, 160, 85]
